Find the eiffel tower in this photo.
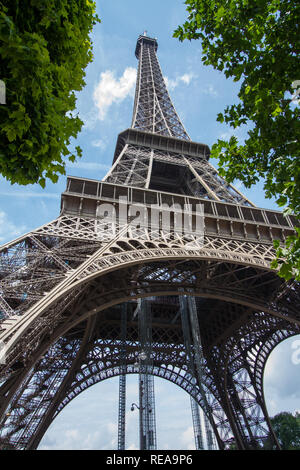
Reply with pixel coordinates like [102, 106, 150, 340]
[0, 33, 299, 450]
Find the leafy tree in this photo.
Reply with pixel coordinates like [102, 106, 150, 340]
[0, 0, 100, 188]
[264, 412, 300, 450]
[174, 0, 300, 281]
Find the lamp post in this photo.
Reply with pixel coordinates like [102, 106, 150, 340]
[131, 350, 152, 449]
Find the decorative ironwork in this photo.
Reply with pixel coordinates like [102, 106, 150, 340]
[0, 33, 299, 451]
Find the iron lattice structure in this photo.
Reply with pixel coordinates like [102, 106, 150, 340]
[0, 34, 299, 450]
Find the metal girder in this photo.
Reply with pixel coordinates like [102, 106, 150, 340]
[132, 35, 189, 140]
[138, 299, 157, 450]
[190, 397, 204, 450]
[179, 295, 206, 450]
[179, 295, 223, 449]
[103, 35, 255, 205]
[0, 33, 299, 452]
[0, 304, 297, 449]
[118, 304, 127, 450]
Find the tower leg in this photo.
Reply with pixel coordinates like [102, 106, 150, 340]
[206, 335, 283, 450]
[203, 412, 215, 450]
[180, 296, 222, 449]
[138, 299, 157, 450]
[118, 304, 127, 450]
[190, 397, 204, 450]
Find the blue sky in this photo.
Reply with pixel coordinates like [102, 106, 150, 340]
[0, 0, 299, 450]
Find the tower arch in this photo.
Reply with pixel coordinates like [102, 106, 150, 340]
[0, 33, 298, 450]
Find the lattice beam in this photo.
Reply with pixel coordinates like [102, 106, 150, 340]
[0, 33, 298, 452]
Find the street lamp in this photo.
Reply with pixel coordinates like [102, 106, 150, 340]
[131, 350, 152, 449]
[130, 402, 152, 413]
[130, 403, 139, 412]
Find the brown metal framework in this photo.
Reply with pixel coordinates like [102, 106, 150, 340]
[0, 33, 299, 450]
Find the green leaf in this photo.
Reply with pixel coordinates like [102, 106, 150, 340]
[175, 0, 299, 278]
[0, 2, 100, 186]
[39, 177, 46, 189]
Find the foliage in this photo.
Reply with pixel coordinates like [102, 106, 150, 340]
[264, 412, 300, 450]
[174, 0, 300, 280]
[271, 228, 300, 281]
[0, 0, 100, 187]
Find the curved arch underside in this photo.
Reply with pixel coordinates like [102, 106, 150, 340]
[0, 246, 299, 450]
[0, 307, 298, 450]
[1, 247, 299, 370]
[0, 26, 299, 450]
[47, 326, 300, 448]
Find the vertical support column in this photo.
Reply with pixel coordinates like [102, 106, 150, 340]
[118, 304, 127, 450]
[180, 296, 222, 449]
[190, 397, 204, 450]
[203, 412, 215, 450]
[145, 150, 154, 189]
[240, 348, 281, 449]
[138, 299, 157, 450]
[180, 297, 204, 450]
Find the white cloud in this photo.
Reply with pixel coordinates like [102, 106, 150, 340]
[66, 161, 110, 172]
[65, 429, 80, 441]
[218, 125, 249, 143]
[91, 139, 107, 150]
[93, 67, 137, 120]
[80, 108, 99, 130]
[219, 131, 234, 140]
[40, 424, 116, 450]
[264, 336, 300, 417]
[0, 192, 59, 199]
[180, 426, 195, 450]
[180, 73, 194, 85]
[202, 84, 218, 97]
[127, 443, 139, 450]
[164, 73, 195, 91]
[0, 210, 27, 243]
